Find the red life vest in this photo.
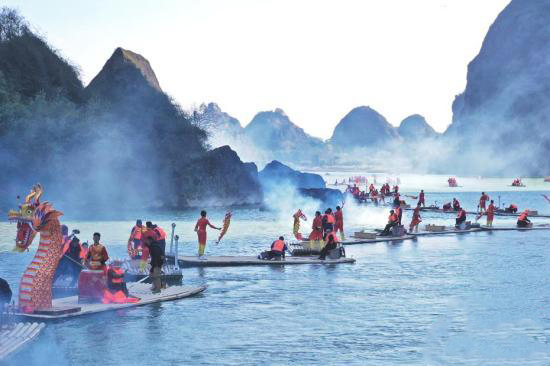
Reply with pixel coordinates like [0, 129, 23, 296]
[395, 207, 402, 217]
[326, 214, 335, 224]
[518, 212, 528, 221]
[272, 240, 285, 252]
[131, 225, 143, 240]
[154, 227, 167, 241]
[109, 267, 125, 284]
[389, 213, 398, 223]
[457, 210, 466, 219]
[62, 237, 71, 256]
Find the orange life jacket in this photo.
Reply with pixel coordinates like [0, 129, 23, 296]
[389, 213, 398, 223]
[518, 212, 528, 221]
[272, 240, 285, 252]
[326, 214, 335, 224]
[109, 267, 125, 284]
[88, 243, 106, 268]
[130, 225, 143, 240]
[80, 247, 88, 260]
[457, 210, 466, 219]
[154, 227, 167, 241]
[62, 237, 72, 256]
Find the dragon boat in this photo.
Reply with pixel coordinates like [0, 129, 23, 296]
[8, 185, 205, 320]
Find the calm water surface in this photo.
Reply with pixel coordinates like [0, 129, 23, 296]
[1, 185, 550, 365]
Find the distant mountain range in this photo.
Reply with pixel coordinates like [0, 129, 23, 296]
[192, 102, 440, 168]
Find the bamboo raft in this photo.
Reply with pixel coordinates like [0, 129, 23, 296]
[404, 207, 550, 218]
[344, 235, 416, 245]
[17, 283, 206, 320]
[176, 256, 355, 267]
[0, 322, 46, 361]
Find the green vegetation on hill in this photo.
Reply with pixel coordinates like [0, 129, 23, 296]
[0, 8, 260, 214]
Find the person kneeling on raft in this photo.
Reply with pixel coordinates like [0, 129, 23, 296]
[318, 232, 338, 260]
[517, 210, 531, 228]
[261, 236, 289, 260]
[102, 260, 139, 304]
[455, 207, 467, 227]
[380, 210, 399, 236]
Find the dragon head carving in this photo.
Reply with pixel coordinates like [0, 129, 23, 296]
[7, 184, 63, 252]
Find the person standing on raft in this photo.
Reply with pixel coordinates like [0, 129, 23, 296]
[517, 210, 531, 228]
[86, 232, 109, 271]
[418, 190, 425, 207]
[322, 209, 335, 240]
[309, 211, 324, 247]
[128, 219, 144, 259]
[486, 200, 495, 227]
[195, 210, 221, 260]
[479, 192, 489, 213]
[334, 205, 345, 241]
[143, 236, 164, 294]
[409, 203, 422, 233]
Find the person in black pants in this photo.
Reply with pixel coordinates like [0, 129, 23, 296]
[144, 237, 164, 294]
[319, 233, 338, 260]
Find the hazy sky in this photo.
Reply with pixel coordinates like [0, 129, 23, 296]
[6, 0, 510, 138]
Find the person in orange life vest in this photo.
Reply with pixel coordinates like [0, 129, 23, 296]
[517, 210, 531, 228]
[506, 204, 518, 213]
[151, 223, 167, 255]
[479, 192, 489, 213]
[318, 232, 338, 260]
[455, 208, 467, 227]
[309, 211, 323, 241]
[395, 205, 403, 226]
[195, 210, 221, 259]
[128, 219, 144, 258]
[322, 208, 335, 240]
[486, 200, 496, 227]
[264, 236, 289, 260]
[138, 221, 158, 262]
[418, 190, 425, 207]
[106, 260, 129, 297]
[381, 210, 399, 236]
[86, 232, 109, 271]
[409, 203, 422, 233]
[452, 198, 461, 211]
[103, 260, 140, 304]
[334, 206, 345, 241]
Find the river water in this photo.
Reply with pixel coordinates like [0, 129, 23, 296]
[1, 174, 550, 365]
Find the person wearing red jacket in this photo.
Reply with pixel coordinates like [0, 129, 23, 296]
[517, 210, 531, 228]
[334, 206, 345, 241]
[195, 210, 221, 259]
[381, 210, 399, 236]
